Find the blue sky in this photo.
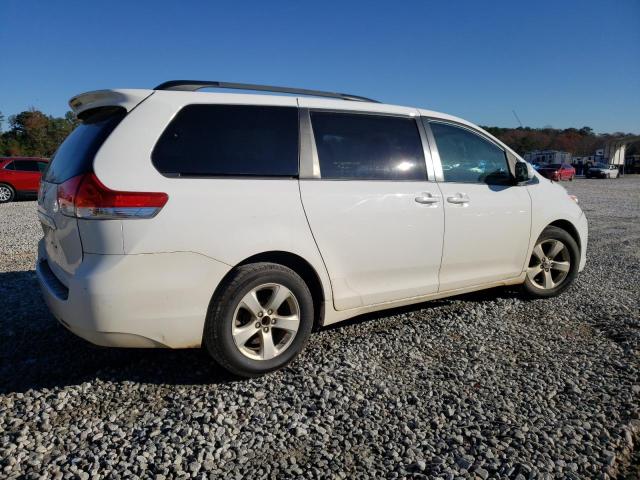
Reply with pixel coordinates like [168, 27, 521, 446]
[1, 0, 638, 133]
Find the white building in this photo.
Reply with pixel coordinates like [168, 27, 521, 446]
[523, 150, 572, 165]
[572, 149, 605, 166]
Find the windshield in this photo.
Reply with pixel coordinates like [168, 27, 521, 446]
[44, 107, 125, 184]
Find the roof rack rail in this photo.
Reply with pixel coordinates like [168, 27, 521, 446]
[153, 80, 379, 103]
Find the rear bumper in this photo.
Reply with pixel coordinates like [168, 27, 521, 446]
[36, 240, 231, 348]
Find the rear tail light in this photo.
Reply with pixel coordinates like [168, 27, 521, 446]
[57, 173, 168, 219]
[57, 175, 84, 216]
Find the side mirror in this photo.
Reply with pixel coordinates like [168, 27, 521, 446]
[514, 162, 529, 183]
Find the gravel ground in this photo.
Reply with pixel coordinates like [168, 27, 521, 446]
[1, 177, 639, 479]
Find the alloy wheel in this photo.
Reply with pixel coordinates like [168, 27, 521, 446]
[231, 283, 301, 361]
[527, 239, 571, 290]
[0, 186, 11, 202]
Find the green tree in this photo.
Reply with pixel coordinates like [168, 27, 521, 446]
[480, 124, 620, 156]
[0, 109, 78, 157]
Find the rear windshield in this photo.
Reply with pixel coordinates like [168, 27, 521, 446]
[44, 107, 126, 183]
[547, 164, 561, 169]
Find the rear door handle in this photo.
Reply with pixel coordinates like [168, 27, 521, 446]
[446, 193, 470, 205]
[414, 193, 440, 205]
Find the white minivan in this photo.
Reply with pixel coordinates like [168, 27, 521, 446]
[36, 81, 588, 377]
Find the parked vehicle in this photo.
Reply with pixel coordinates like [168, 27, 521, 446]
[537, 163, 576, 182]
[586, 164, 620, 179]
[36, 81, 588, 377]
[530, 162, 542, 171]
[0, 157, 49, 203]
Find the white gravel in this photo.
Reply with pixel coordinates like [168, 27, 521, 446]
[0, 177, 638, 479]
[0, 199, 40, 272]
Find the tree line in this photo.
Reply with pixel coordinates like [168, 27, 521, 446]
[0, 108, 636, 159]
[481, 125, 638, 157]
[0, 109, 78, 158]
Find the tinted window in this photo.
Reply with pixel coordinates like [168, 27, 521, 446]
[429, 122, 510, 184]
[311, 112, 426, 181]
[12, 161, 40, 172]
[152, 105, 299, 177]
[45, 107, 126, 183]
[37, 162, 48, 173]
[3, 162, 15, 170]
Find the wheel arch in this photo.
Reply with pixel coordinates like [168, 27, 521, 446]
[547, 219, 581, 251]
[213, 251, 327, 330]
[524, 217, 583, 275]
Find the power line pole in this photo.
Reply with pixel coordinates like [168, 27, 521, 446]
[512, 110, 523, 128]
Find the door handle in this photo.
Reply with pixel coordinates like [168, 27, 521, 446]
[446, 193, 470, 205]
[414, 193, 440, 205]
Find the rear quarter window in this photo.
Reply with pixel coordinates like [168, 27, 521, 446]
[152, 104, 299, 177]
[12, 161, 40, 172]
[44, 107, 126, 184]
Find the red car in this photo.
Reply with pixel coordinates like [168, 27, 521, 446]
[537, 163, 575, 182]
[0, 157, 49, 203]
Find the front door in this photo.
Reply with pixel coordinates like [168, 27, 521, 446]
[300, 108, 444, 310]
[426, 120, 531, 292]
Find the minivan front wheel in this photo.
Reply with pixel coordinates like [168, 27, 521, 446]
[204, 262, 314, 377]
[523, 226, 579, 298]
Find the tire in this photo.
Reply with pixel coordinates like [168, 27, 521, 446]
[0, 183, 15, 203]
[203, 262, 314, 377]
[569, 175, 573, 181]
[523, 226, 580, 298]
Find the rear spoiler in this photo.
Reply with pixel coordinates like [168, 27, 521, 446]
[69, 89, 154, 117]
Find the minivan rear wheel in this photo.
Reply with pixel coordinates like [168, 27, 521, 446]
[0, 184, 15, 203]
[523, 226, 579, 298]
[203, 262, 314, 377]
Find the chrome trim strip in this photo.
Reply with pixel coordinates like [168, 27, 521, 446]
[420, 119, 444, 182]
[75, 207, 162, 219]
[415, 113, 436, 182]
[298, 108, 320, 179]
